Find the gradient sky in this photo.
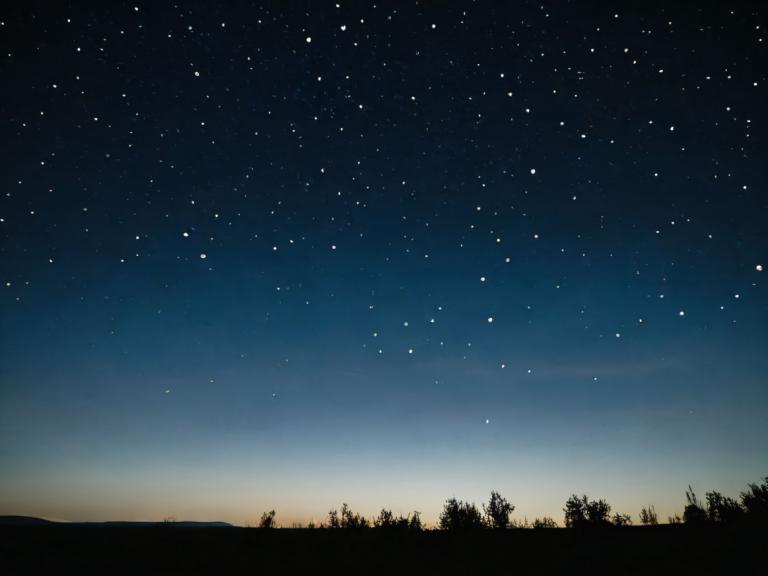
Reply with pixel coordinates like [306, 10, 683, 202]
[1, 1, 767, 527]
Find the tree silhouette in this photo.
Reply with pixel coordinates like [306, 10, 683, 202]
[438, 497, 485, 530]
[639, 505, 658, 525]
[409, 511, 423, 531]
[563, 494, 611, 528]
[374, 508, 395, 528]
[258, 510, 276, 529]
[238, 475, 768, 533]
[683, 486, 706, 524]
[483, 491, 514, 529]
[563, 495, 586, 527]
[327, 508, 340, 529]
[740, 477, 768, 523]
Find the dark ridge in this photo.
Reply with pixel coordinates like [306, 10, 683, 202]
[0, 516, 56, 526]
[0, 516, 233, 527]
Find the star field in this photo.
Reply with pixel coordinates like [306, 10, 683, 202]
[1, 2, 766, 526]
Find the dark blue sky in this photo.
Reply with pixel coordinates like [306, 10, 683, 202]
[1, 1, 766, 525]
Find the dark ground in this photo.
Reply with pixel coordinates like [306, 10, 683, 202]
[1, 524, 763, 575]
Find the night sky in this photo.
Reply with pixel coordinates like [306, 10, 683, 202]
[1, 2, 766, 527]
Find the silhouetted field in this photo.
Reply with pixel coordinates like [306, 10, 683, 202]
[5, 477, 766, 573]
[1, 523, 762, 575]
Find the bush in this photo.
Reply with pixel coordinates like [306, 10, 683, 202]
[340, 503, 369, 529]
[532, 517, 558, 529]
[740, 477, 768, 523]
[511, 517, 531, 529]
[258, 510, 276, 529]
[705, 491, 744, 524]
[439, 497, 485, 530]
[563, 494, 611, 528]
[683, 486, 706, 524]
[327, 509, 340, 529]
[639, 506, 658, 525]
[374, 509, 417, 529]
[611, 513, 632, 526]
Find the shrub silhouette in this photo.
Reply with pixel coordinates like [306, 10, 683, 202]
[683, 486, 706, 524]
[483, 491, 514, 529]
[242, 475, 768, 532]
[438, 497, 485, 530]
[327, 508, 340, 529]
[639, 506, 658, 525]
[511, 517, 531, 529]
[611, 513, 632, 526]
[532, 517, 558, 528]
[705, 491, 744, 524]
[374, 509, 422, 530]
[340, 503, 369, 529]
[740, 477, 768, 523]
[563, 494, 611, 528]
[258, 510, 276, 529]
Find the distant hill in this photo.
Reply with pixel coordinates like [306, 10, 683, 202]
[0, 516, 233, 527]
[0, 516, 56, 526]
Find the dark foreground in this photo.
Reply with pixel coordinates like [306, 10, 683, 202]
[1, 524, 762, 575]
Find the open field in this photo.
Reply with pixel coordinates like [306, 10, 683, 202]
[2, 524, 761, 575]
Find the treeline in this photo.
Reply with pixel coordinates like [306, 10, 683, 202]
[254, 476, 768, 530]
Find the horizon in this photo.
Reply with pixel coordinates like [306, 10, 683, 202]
[3, 470, 763, 528]
[1, 2, 766, 528]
